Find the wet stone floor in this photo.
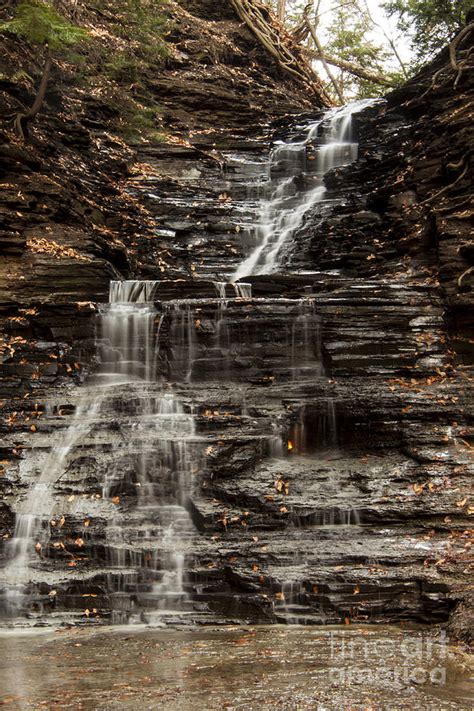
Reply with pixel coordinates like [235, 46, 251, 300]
[0, 625, 472, 710]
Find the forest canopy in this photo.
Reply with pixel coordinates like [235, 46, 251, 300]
[266, 0, 471, 101]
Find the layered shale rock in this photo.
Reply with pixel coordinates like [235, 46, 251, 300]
[0, 3, 472, 640]
[0, 0, 315, 434]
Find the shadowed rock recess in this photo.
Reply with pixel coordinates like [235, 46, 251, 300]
[0, 2, 472, 640]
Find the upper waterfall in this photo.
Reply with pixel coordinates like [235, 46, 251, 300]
[232, 99, 376, 281]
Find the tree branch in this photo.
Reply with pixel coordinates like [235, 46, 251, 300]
[359, 0, 409, 79]
[304, 46, 397, 87]
[14, 46, 52, 140]
[303, 9, 344, 103]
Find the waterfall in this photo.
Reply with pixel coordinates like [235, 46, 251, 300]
[233, 99, 375, 280]
[98, 285, 201, 618]
[3, 400, 101, 613]
[290, 297, 322, 380]
[1, 101, 375, 625]
[100, 281, 158, 382]
[3, 280, 200, 620]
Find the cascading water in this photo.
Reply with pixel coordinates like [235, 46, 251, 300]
[1, 101, 373, 626]
[3, 400, 101, 614]
[3, 280, 202, 621]
[229, 102, 373, 619]
[94, 285, 203, 619]
[100, 280, 158, 382]
[233, 99, 375, 280]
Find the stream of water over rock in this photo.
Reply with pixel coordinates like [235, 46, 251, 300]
[233, 100, 372, 280]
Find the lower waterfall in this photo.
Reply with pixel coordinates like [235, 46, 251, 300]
[3, 283, 204, 622]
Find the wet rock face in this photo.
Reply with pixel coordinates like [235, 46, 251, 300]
[0, 12, 472, 635]
[284, 53, 473, 369]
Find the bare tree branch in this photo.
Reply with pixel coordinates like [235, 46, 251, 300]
[359, 0, 409, 79]
[304, 46, 397, 86]
[14, 46, 52, 140]
[303, 6, 344, 103]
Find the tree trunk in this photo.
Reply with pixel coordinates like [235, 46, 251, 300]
[303, 13, 345, 103]
[277, 0, 285, 22]
[14, 47, 52, 141]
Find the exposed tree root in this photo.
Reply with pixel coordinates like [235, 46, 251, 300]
[419, 157, 470, 206]
[458, 265, 473, 289]
[450, 21, 474, 88]
[419, 21, 474, 99]
[229, 0, 333, 105]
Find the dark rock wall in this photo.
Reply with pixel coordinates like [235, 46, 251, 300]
[0, 0, 313, 393]
[286, 45, 473, 364]
[0, 2, 472, 637]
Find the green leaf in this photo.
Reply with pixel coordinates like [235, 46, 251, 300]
[0, 0, 88, 51]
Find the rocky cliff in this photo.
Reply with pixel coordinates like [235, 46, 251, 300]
[0, 2, 472, 641]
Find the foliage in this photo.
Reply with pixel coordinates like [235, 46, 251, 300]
[104, 56, 145, 84]
[382, 0, 471, 61]
[0, 0, 88, 51]
[93, 0, 168, 61]
[0, 69, 35, 85]
[324, 3, 404, 101]
[115, 101, 164, 142]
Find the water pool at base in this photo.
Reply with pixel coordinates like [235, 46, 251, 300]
[0, 625, 472, 710]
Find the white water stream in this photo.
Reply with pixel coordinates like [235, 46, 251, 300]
[233, 99, 375, 280]
[4, 281, 199, 617]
